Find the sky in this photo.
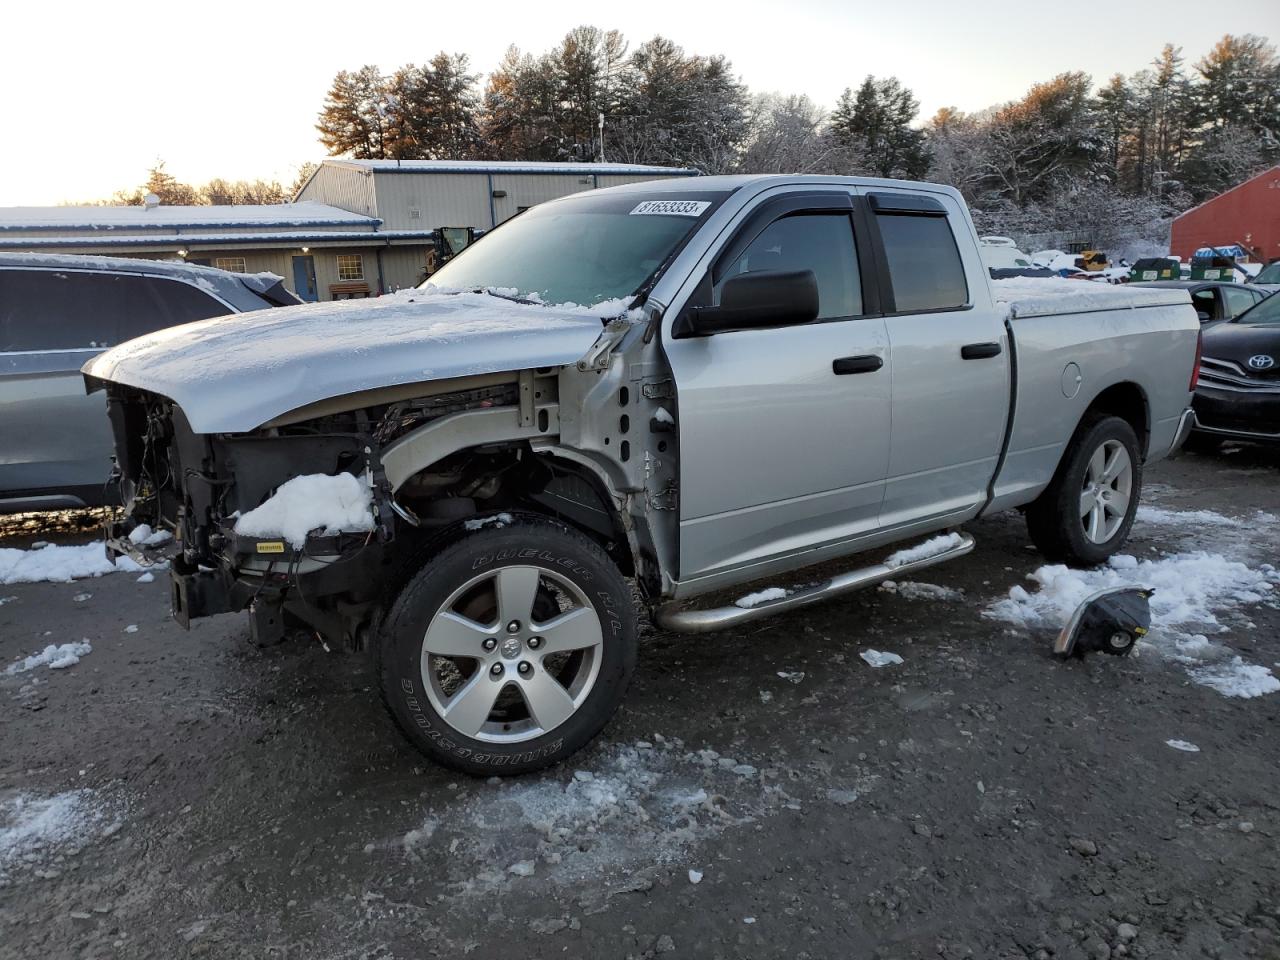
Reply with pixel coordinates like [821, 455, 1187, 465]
[2, 0, 1273, 206]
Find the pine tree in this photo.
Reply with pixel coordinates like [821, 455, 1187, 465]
[390, 53, 482, 159]
[828, 76, 928, 179]
[316, 66, 392, 158]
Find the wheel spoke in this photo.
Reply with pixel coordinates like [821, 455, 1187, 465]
[535, 607, 602, 655]
[1087, 446, 1106, 483]
[1106, 488, 1130, 517]
[423, 612, 491, 658]
[1078, 488, 1095, 519]
[495, 567, 541, 626]
[1102, 445, 1130, 484]
[519, 671, 577, 732]
[1087, 503, 1105, 542]
[441, 673, 504, 736]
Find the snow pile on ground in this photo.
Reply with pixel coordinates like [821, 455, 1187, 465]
[986, 549, 1280, 698]
[379, 738, 815, 900]
[735, 587, 789, 608]
[886, 533, 964, 568]
[1135, 506, 1248, 528]
[0, 543, 142, 585]
[5, 641, 92, 675]
[1165, 740, 1201, 753]
[234, 472, 374, 548]
[1189, 658, 1280, 699]
[0, 790, 103, 879]
[986, 552, 1276, 632]
[860, 649, 904, 668]
[879, 580, 964, 601]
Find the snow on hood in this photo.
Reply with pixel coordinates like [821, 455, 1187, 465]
[84, 288, 631, 434]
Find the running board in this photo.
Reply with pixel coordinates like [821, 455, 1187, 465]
[654, 532, 976, 634]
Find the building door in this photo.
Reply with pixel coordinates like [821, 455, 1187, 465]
[292, 255, 318, 302]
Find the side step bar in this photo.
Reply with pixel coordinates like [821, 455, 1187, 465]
[654, 532, 976, 634]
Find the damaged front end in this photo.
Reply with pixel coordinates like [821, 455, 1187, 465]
[99, 384, 404, 646]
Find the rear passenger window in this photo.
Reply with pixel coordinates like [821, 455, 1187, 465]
[1223, 286, 1259, 320]
[0, 269, 227, 351]
[716, 213, 862, 320]
[875, 214, 968, 312]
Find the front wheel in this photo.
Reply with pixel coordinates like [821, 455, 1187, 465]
[1026, 415, 1142, 566]
[376, 516, 637, 776]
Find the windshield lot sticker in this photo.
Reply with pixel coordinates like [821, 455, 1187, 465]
[629, 200, 711, 217]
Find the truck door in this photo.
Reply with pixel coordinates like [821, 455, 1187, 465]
[662, 190, 891, 588]
[866, 191, 1010, 528]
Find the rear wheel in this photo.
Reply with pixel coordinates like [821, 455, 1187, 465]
[1026, 415, 1142, 566]
[376, 516, 636, 776]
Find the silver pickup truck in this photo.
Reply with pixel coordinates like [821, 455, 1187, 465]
[85, 175, 1200, 775]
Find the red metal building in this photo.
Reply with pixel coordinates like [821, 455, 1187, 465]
[1170, 164, 1280, 263]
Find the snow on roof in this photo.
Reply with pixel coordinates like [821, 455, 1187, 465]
[0, 201, 377, 232]
[0, 229, 433, 250]
[326, 159, 700, 177]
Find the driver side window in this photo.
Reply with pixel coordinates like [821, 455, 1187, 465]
[714, 213, 862, 320]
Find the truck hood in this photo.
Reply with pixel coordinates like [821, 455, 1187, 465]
[84, 288, 618, 434]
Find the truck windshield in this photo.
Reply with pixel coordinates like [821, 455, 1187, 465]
[1236, 291, 1280, 325]
[1254, 262, 1280, 285]
[423, 189, 729, 308]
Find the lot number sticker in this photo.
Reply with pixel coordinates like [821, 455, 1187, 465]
[630, 200, 711, 217]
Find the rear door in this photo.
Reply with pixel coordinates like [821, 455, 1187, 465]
[866, 191, 1010, 528]
[663, 189, 891, 586]
[0, 269, 229, 503]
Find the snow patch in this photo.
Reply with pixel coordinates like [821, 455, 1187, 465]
[0, 790, 102, 878]
[464, 512, 514, 531]
[653, 406, 675, 425]
[0, 543, 142, 585]
[985, 551, 1280, 697]
[382, 739, 803, 900]
[885, 533, 963, 568]
[735, 587, 788, 608]
[1165, 739, 1201, 753]
[879, 580, 964, 601]
[136, 572, 155, 584]
[5, 641, 92, 675]
[127, 524, 173, 546]
[233, 472, 374, 548]
[860, 649, 904, 668]
[1189, 658, 1280, 699]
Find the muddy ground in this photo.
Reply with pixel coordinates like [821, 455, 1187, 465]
[2, 448, 1278, 960]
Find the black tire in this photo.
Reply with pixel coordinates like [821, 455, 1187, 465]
[375, 514, 636, 776]
[1025, 415, 1143, 566]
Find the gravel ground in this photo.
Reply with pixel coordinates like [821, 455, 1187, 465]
[1, 449, 1278, 960]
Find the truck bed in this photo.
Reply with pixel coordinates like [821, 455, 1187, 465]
[991, 277, 1191, 319]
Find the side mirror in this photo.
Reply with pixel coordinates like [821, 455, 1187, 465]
[680, 270, 819, 337]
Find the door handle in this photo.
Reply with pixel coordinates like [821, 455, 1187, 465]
[960, 342, 1002, 360]
[832, 355, 883, 375]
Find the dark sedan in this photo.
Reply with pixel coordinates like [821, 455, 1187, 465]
[1190, 291, 1280, 448]
[1130, 279, 1269, 324]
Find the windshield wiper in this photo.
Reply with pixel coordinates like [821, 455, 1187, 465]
[475, 287, 542, 306]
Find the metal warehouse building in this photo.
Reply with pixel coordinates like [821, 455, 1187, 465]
[294, 159, 698, 235]
[0, 160, 697, 301]
[1170, 164, 1280, 264]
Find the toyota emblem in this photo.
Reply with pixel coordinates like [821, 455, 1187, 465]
[1247, 354, 1276, 370]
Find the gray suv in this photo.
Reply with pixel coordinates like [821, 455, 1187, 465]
[0, 254, 299, 513]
